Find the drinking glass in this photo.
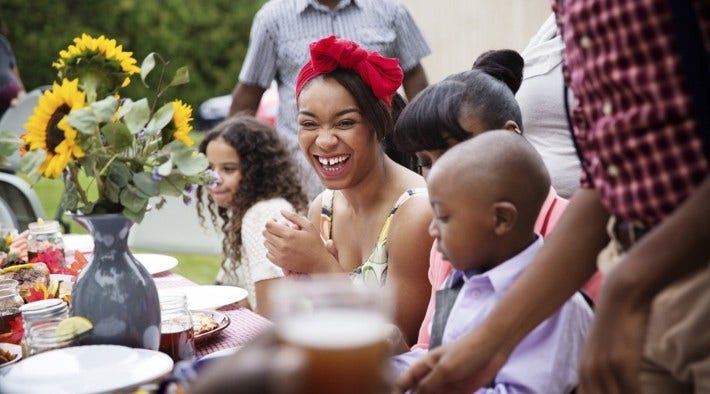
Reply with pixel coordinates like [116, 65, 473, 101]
[270, 274, 392, 394]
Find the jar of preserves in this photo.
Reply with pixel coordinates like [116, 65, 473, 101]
[19, 298, 69, 356]
[27, 220, 65, 266]
[159, 293, 195, 362]
[0, 280, 24, 343]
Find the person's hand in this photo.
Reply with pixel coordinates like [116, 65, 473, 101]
[263, 210, 340, 274]
[394, 324, 509, 393]
[578, 273, 650, 394]
[9, 230, 28, 261]
[191, 330, 307, 394]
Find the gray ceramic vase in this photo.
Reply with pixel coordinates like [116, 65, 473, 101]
[69, 213, 160, 350]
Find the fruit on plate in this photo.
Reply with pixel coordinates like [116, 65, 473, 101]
[192, 312, 219, 336]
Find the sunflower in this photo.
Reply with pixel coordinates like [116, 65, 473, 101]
[52, 34, 141, 99]
[170, 99, 194, 146]
[23, 79, 86, 178]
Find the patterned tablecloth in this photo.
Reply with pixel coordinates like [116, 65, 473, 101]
[152, 271, 273, 358]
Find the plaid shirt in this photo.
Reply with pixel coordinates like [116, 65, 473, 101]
[554, 0, 709, 226]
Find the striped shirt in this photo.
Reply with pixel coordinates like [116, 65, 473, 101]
[555, 0, 709, 226]
[239, 0, 431, 146]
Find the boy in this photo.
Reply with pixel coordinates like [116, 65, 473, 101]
[391, 130, 592, 393]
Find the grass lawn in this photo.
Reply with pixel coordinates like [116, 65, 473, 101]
[22, 131, 221, 284]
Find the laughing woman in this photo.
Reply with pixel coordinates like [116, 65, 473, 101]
[263, 36, 433, 346]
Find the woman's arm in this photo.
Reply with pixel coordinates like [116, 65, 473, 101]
[386, 194, 434, 346]
[396, 188, 609, 393]
[263, 197, 342, 274]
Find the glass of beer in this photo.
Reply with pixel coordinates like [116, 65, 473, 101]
[270, 274, 392, 394]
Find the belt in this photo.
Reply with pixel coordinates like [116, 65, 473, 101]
[611, 218, 651, 252]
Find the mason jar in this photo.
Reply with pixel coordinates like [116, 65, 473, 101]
[0, 280, 24, 343]
[19, 299, 69, 357]
[27, 220, 65, 266]
[159, 293, 196, 362]
[26, 318, 76, 356]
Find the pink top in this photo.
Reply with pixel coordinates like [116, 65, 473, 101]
[412, 187, 603, 351]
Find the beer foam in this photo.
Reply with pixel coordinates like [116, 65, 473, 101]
[279, 309, 387, 348]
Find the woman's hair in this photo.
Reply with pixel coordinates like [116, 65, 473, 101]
[196, 116, 308, 268]
[383, 92, 418, 171]
[393, 49, 524, 153]
[310, 68, 394, 141]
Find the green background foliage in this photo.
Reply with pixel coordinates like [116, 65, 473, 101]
[2, 0, 266, 112]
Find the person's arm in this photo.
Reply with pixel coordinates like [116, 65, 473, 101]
[579, 176, 710, 393]
[229, 82, 265, 116]
[402, 63, 428, 101]
[385, 194, 434, 346]
[241, 200, 295, 317]
[263, 197, 343, 274]
[396, 188, 609, 393]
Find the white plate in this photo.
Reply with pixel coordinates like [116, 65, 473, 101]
[0, 345, 173, 394]
[159, 285, 247, 310]
[134, 253, 179, 275]
[0, 343, 21, 368]
[200, 346, 242, 361]
[62, 234, 94, 253]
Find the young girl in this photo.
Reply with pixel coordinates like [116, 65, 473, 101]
[263, 36, 433, 345]
[196, 116, 308, 317]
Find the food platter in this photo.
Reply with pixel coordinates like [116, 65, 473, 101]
[192, 309, 230, 344]
[0, 343, 21, 368]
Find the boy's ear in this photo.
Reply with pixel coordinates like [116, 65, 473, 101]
[492, 201, 517, 236]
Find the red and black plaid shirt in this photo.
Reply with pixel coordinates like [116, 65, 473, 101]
[554, 0, 709, 226]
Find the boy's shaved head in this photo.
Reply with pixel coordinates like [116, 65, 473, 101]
[429, 130, 550, 232]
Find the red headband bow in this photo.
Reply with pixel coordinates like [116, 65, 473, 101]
[295, 36, 403, 108]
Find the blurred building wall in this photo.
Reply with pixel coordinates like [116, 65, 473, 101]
[402, 0, 552, 83]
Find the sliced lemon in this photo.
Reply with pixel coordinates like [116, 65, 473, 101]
[55, 316, 93, 338]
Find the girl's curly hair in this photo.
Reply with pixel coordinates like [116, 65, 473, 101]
[196, 116, 308, 278]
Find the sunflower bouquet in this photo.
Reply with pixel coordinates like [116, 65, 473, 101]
[13, 34, 212, 223]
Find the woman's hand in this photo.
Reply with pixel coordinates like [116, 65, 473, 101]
[263, 210, 341, 274]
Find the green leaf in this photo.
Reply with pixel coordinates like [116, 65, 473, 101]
[102, 177, 121, 203]
[19, 149, 46, 175]
[91, 96, 119, 123]
[0, 131, 22, 158]
[67, 107, 98, 135]
[157, 158, 173, 176]
[145, 102, 174, 136]
[158, 174, 186, 197]
[171, 145, 208, 176]
[168, 66, 190, 87]
[120, 185, 150, 212]
[59, 178, 79, 212]
[122, 203, 147, 223]
[140, 52, 157, 85]
[133, 172, 159, 197]
[101, 123, 134, 150]
[123, 98, 150, 135]
[106, 162, 131, 187]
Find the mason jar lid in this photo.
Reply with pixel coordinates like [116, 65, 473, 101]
[19, 299, 68, 320]
[28, 220, 62, 235]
